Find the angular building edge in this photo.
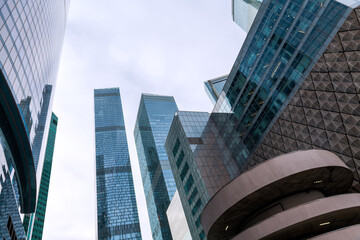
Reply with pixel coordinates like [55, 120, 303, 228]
[0, 69, 35, 213]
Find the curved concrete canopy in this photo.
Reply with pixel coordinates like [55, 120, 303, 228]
[0, 70, 36, 213]
[308, 224, 360, 240]
[201, 150, 353, 239]
[235, 194, 360, 240]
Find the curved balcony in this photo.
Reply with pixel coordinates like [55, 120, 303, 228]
[235, 193, 360, 239]
[309, 224, 360, 240]
[0, 70, 36, 213]
[201, 150, 354, 240]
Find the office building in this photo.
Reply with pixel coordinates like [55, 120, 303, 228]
[214, 0, 360, 176]
[166, 191, 191, 240]
[134, 94, 178, 240]
[25, 113, 58, 240]
[165, 111, 240, 240]
[0, 1, 68, 239]
[166, 0, 360, 239]
[204, 75, 227, 105]
[94, 88, 142, 240]
[232, 0, 261, 32]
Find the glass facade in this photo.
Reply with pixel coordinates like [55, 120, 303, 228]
[204, 75, 227, 105]
[134, 94, 178, 240]
[247, 4, 360, 181]
[94, 88, 142, 240]
[0, 1, 68, 239]
[165, 112, 240, 240]
[232, 0, 262, 32]
[166, 1, 360, 240]
[25, 113, 58, 240]
[215, 0, 351, 172]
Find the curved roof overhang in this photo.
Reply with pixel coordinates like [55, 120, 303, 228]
[0, 70, 36, 213]
[308, 223, 360, 240]
[201, 150, 354, 239]
[235, 193, 360, 239]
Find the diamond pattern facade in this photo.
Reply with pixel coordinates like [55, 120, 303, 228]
[249, 7, 360, 181]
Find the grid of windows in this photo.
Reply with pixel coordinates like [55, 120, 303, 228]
[0, 1, 68, 239]
[165, 112, 240, 240]
[214, 0, 350, 171]
[134, 94, 178, 240]
[25, 113, 58, 239]
[248, 6, 360, 180]
[0, 0, 68, 143]
[95, 88, 142, 240]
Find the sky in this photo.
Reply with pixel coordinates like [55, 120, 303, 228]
[43, 1, 245, 239]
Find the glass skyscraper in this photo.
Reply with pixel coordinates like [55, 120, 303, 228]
[0, 1, 68, 239]
[214, 0, 354, 172]
[165, 111, 240, 240]
[25, 113, 58, 240]
[94, 88, 142, 240]
[166, 0, 360, 239]
[134, 94, 178, 240]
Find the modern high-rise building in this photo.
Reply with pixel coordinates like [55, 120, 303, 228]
[204, 75, 227, 105]
[0, 1, 68, 239]
[134, 94, 178, 240]
[94, 88, 142, 240]
[232, 0, 261, 32]
[165, 111, 240, 240]
[166, 0, 360, 239]
[25, 113, 58, 240]
[214, 0, 360, 179]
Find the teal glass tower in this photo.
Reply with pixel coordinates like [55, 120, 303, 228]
[94, 88, 142, 240]
[134, 94, 178, 240]
[0, 1, 68, 239]
[25, 113, 58, 240]
[166, 0, 360, 239]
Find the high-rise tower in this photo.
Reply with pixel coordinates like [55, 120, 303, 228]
[166, 0, 360, 239]
[0, 1, 68, 239]
[134, 94, 178, 240]
[94, 88, 142, 240]
[25, 113, 58, 240]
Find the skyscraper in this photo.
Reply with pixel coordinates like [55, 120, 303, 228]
[165, 111, 239, 240]
[25, 113, 58, 240]
[213, 0, 360, 178]
[94, 88, 142, 240]
[134, 94, 178, 240]
[0, 1, 68, 239]
[166, 0, 360, 239]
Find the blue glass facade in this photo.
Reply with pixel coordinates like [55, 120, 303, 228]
[25, 113, 58, 240]
[165, 112, 240, 240]
[94, 88, 142, 240]
[134, 94, 178, 240]
[214, 0, 351, 171]
[0, 1, 68, 239]
[166, 1, 360, 239]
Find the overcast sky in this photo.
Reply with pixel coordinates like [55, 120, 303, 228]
[43, 1, 245, 239]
